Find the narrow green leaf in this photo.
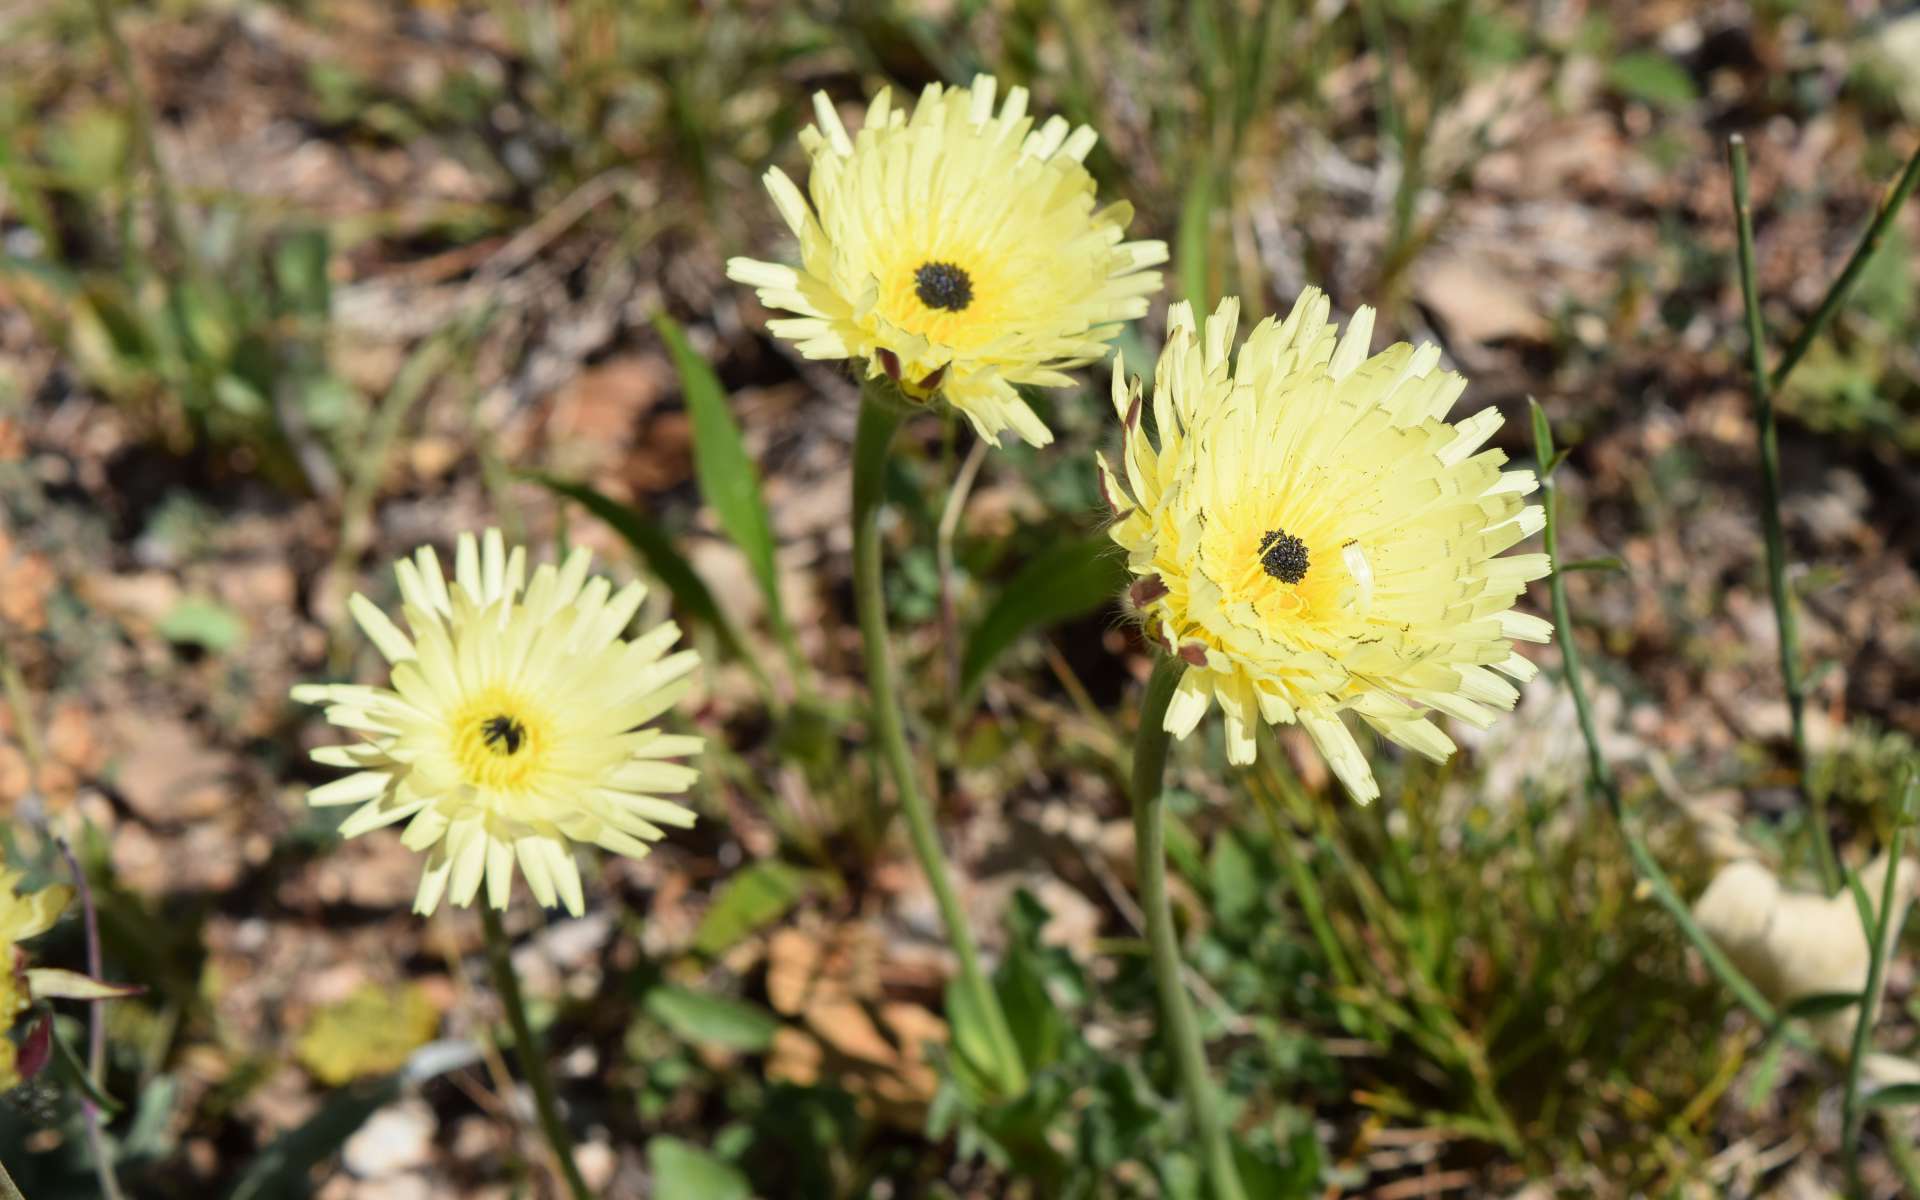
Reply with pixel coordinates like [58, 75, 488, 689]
[1527, 396, 1555, 469]
[644, 986, 780, 1052]
[48, 1016, 120, 1114]
[1866, 1081, 1920, 1110]
[645, 1137, 752, 1200]
[959, 533, 1127, 703]
[654, 313, 786, 631]
[1606, 51, 1698, 111]
[944, 974, 1006, 1096]
[528, 473, 751, 666]
[1559, 557, 1627, 575]
[692, 860, 825, 957]
[229, 1079, 397, 1200]
[230, 1044, 477, 1200]
[1781, 990, 1861, 1020]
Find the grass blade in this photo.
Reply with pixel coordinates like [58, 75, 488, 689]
[654, 313, 804, 686]
[529, 472, 768, 695]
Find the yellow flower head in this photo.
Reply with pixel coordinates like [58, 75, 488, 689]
[727, 74, 1167, 448]
[294, 530, 702, 917]
[1100, 291, 1552, 802]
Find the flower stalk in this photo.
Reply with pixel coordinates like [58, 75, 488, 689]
[1132, 656, 1247, 1200]
[479, 904, 592, 1200]
[850, 378, 1027, 1098]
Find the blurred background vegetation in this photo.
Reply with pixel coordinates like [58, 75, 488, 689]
[1, 0, 1919, 1195]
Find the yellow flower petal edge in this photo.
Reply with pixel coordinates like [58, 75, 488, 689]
[1099, 290, 1552, 802]
[0, 869, 71, 946]
[293, 529, 703, 917]
[727, 74, 1167, 448]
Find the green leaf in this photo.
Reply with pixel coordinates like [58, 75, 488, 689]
[48, 1015, 120, 1114]
[1606, 52, 1698, 111]
[157, 597, 245, 652]
[1526, 396, 1555, 470]
[273, 228, 332, 320]
[230, 1044, 477, 1200]
[996, 945, 1064, 1074]
[959, 533, 1126, 702]
[1208, 829, 1261, 924]
[1559, 556, 1626, 575]
[655, 313, 786, 633]
[1781, 990, 1861, 1019]
[945, 974, 1007, 1098]
[1867, 1081, 1920, 1110]
[229, 1079, 398, 1200]
[529, 473, 752, 666]
[645, 1137, 752, 1200]
[645, 986, 780, 1052]
[692, 860, 824, 957]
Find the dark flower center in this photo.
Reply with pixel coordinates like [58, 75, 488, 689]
[480, 715, 527, 756]
[914, 262, 974, 312]
[1258, 529, 1310, 585]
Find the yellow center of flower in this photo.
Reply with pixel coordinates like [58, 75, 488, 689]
[873, 235, 1024, 352]
[450, 688, 550, 792]
[1200, 495, 1357, 630]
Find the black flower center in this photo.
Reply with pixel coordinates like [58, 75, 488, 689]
[1258, 529, 1310, 585]
[480, 715, 527, 756]
[914, 262, 974, 312]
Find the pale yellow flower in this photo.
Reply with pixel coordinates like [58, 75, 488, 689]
[727, 74, 1167, 447]
[1100, 291, 1552, 802]
[294, 530, 702, 916]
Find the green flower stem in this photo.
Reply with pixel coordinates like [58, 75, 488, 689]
[1535, 410, 1816, 1053]
[1727, 135, 1836, 894]
[850, 379, 1027, 1098]
[1132, 657, 1248, 1200]
[478, 905, 592, 1200]
[1842, 773, 1917, 1188]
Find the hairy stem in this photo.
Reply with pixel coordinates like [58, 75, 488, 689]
[850, 378, 1027, 1097]
[478, 905, 592, 1200]
[1132, 657, 1248, 1200]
